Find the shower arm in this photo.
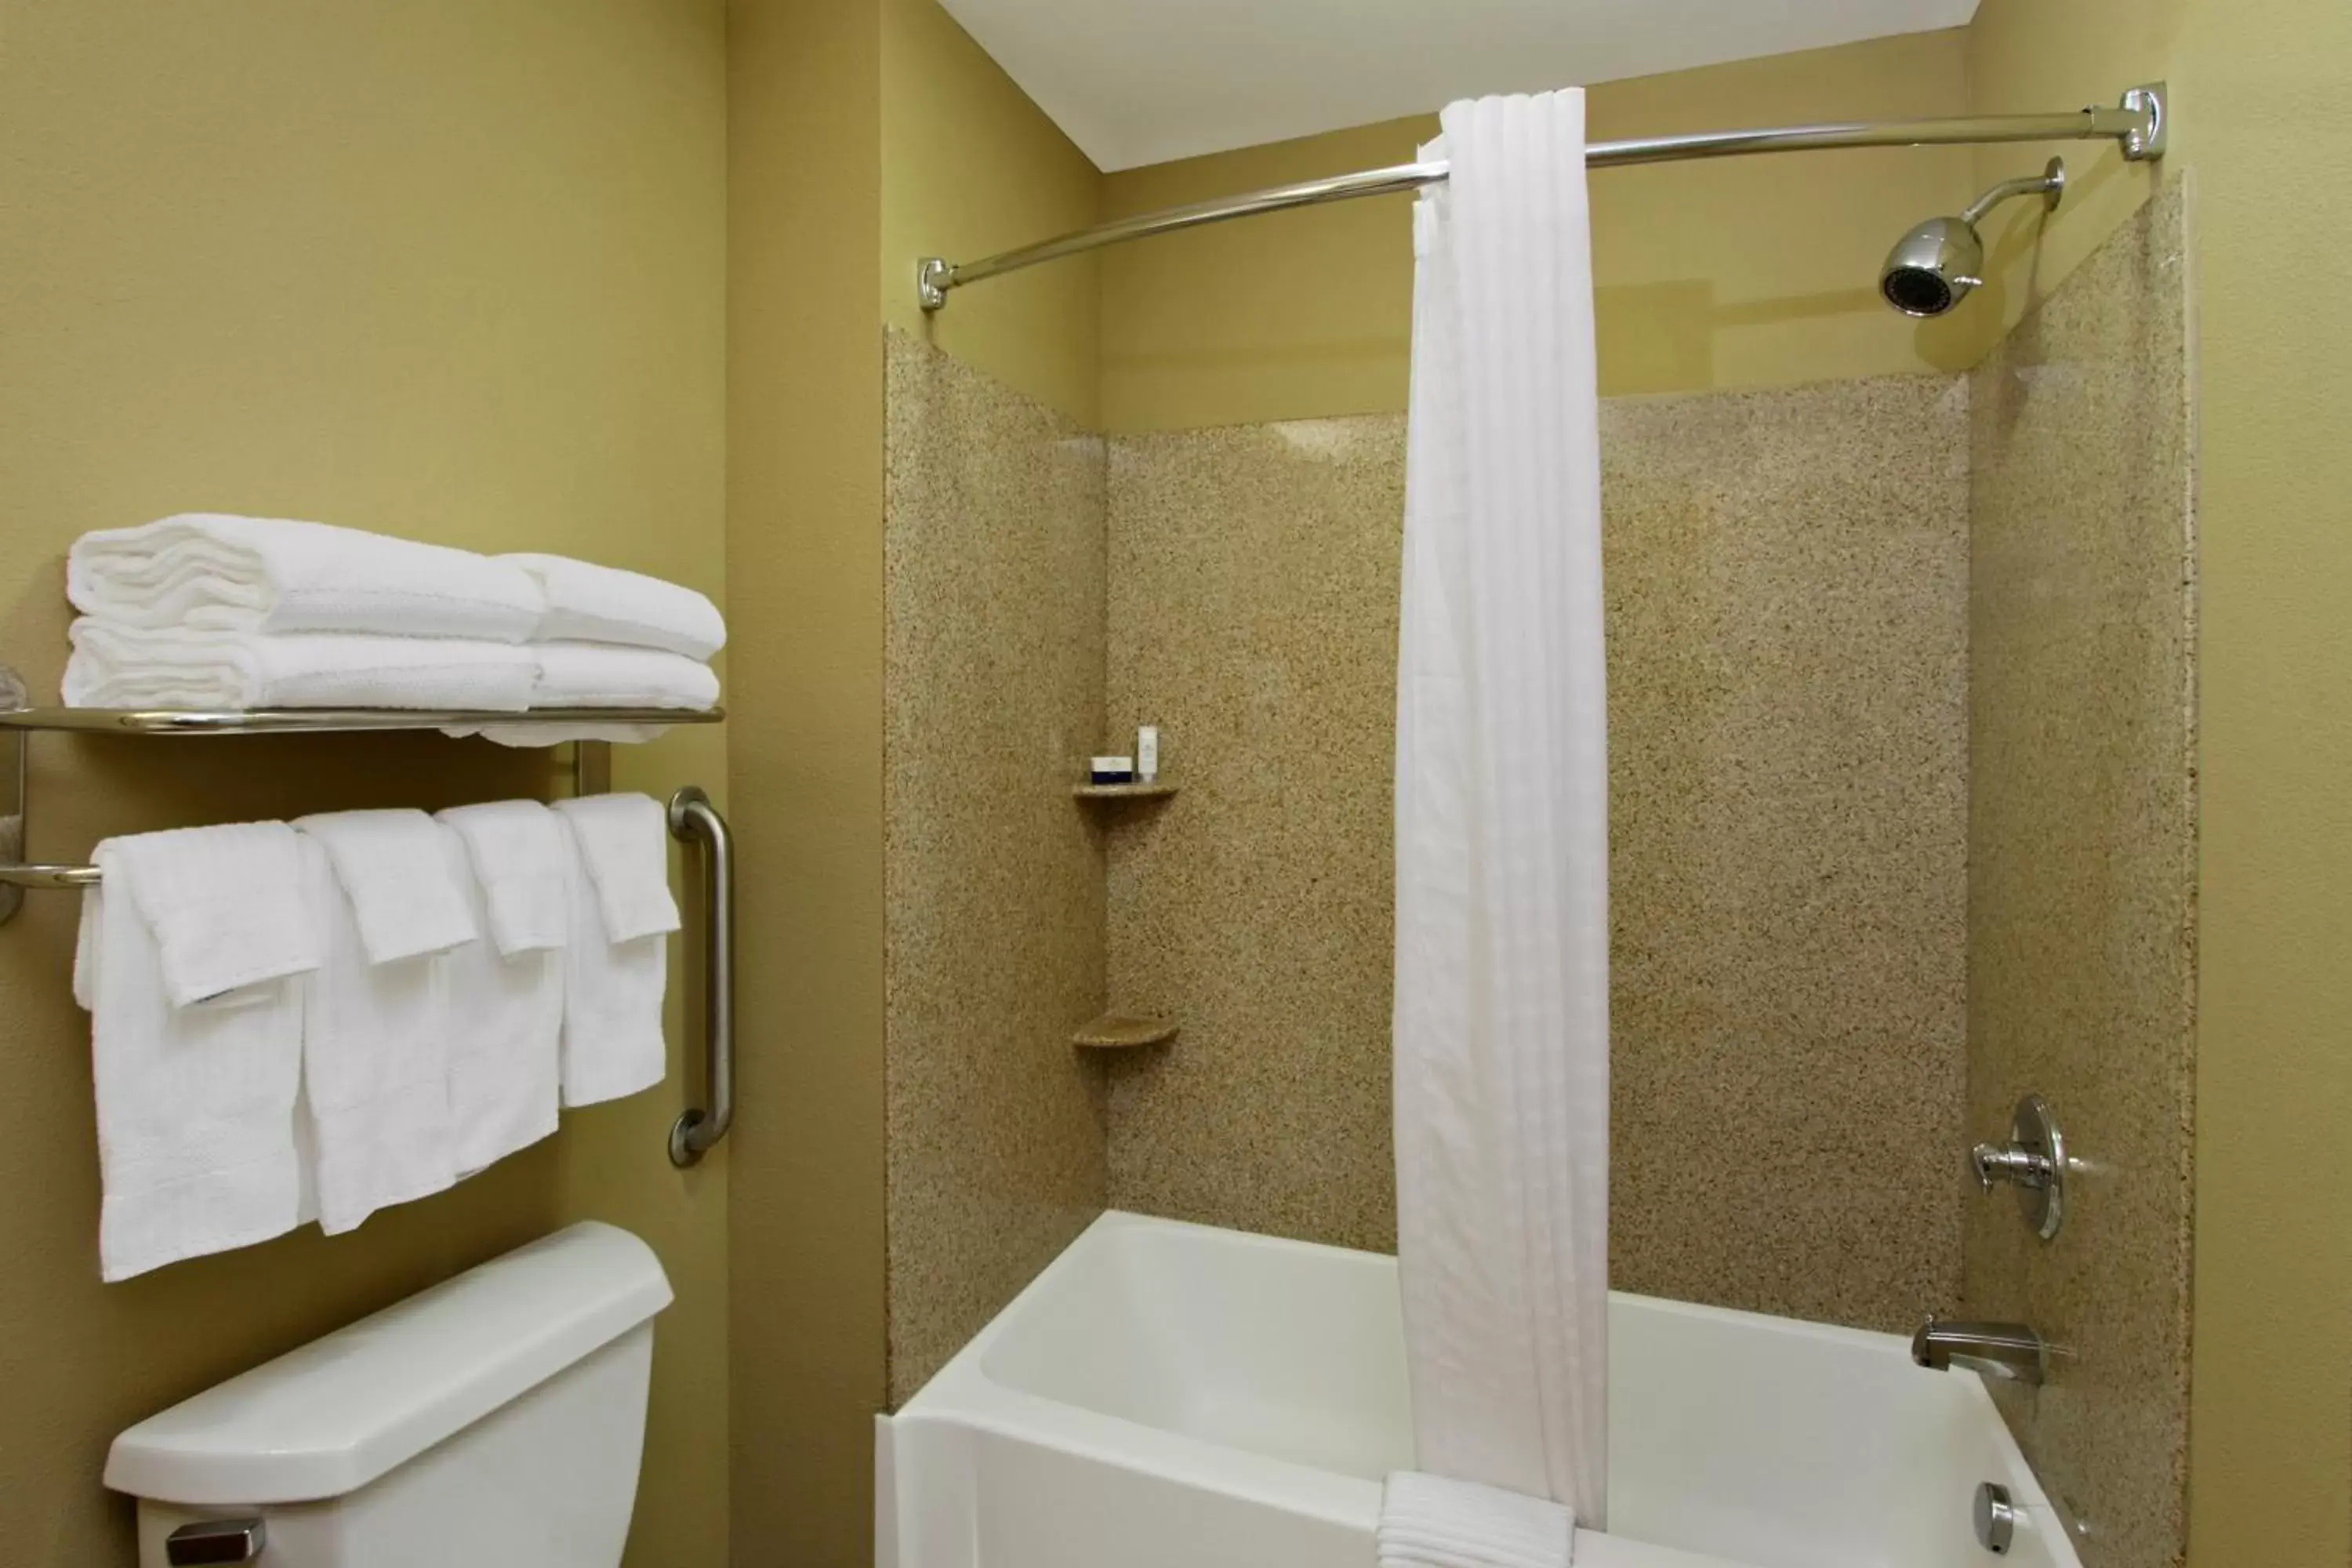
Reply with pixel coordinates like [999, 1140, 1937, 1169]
[1961, 160, 2069, 228]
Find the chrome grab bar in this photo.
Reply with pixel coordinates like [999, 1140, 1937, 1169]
[666, 786, 733, 1167]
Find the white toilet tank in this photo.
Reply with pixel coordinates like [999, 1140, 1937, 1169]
[106, 1221, 673, 1568]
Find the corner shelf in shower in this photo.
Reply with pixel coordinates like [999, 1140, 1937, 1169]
[1071, 1011, 1179, 1050]
[1071, 780, 1178, 801]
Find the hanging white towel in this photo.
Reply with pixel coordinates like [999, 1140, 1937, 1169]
[435, 822, 562, 1174]
[292, 810, 480, 963]
[64, 622, 539, 712]
[1393, 92, 1611, 1526]
[1378, 1472, 1575, 1568]
[550, 794, 677, 1105]
[296, 835, 459, 1233]
[501, 553, 727, 660]
[76, 833, 315, 1282]
[67, 514, 546, 642]
[437, 800, 571, 954]
[103, 820, 318, 1007]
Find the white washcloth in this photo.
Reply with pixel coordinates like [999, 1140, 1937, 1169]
[104, 821, 317, 1007]
[64, 622, 539, 712]
[501, 553, 726, 660]
[67, 514, 545, 641]
[436, 826, 561, 1174]
[436, 800, 570, 955]
[1378, 1473, 1576, 1568]
[293, 810, 479, 964]
[75, 848, 311, 1282]
[296, 836, 458, 1233]
[550, 795, 677, 1105]
[551, 793, 681, 943]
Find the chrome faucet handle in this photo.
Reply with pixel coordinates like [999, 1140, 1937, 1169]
[1969, 1094, 2067, 1240]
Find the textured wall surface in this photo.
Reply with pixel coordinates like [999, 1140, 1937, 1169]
[1963, 183, 2196, 1568]
[1102, 377, 1971, 1331]
[884, 328, 1110, 1403]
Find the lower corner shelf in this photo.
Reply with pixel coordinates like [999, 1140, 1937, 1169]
[1072, 1012, 1179, 1049]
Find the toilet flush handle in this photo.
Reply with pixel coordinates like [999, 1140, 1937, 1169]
[165, 1518, 267, 1565]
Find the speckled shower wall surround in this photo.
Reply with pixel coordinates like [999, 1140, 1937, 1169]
[884, 332, 1109, 1403]
[1962, 182, 2195, 1568]
[1102, 377, 1973, 1331]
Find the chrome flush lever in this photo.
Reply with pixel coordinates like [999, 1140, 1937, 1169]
[1969, 1093, 2067, 1241]
[165, 1518, 267, 1565]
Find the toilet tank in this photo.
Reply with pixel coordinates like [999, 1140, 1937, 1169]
[106, 1222, 673, 1568]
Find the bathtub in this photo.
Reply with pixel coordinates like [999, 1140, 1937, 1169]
[880, 1211, 2078, 1568]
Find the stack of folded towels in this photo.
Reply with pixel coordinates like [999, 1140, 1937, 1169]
[64, 514, 723, 738]
[74, 797, 677, 1281]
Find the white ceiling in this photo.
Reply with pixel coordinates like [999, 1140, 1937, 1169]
[938, 0, 1981, 172]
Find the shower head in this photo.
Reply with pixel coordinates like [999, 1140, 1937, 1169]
[1879, 158, 2067, 318]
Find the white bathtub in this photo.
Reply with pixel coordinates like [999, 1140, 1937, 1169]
[880, 1211, 2077, 1568]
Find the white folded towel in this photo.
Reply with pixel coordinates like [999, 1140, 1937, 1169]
[1378, 1472, 1576, 1568]
[76, 836, 314, 1283]
[64, 622, 539, 712]
[104, 821, 317, 1007]
[296, 835, 459, 1233]
[437, 800, 570, 955]
[551, 793, 681, 942]
[550, 794, 678, 1105]
[67, 514, 545, 642]
[501, 553, 727, 660]
[435, 824, 562, 1174]
[529, 641, 720, 710]
[294, 809, 479, 963]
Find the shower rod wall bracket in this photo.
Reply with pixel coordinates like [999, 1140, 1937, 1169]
[915, 82, 2167, 312]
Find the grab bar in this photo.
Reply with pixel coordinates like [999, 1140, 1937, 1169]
[666, 786, 734, 1167]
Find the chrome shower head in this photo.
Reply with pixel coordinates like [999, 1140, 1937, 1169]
[1879, 157, 2066, 318]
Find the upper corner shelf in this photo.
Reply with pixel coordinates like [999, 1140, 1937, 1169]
[0, 705, 727, 735]
[1071, 780, 1178, 801]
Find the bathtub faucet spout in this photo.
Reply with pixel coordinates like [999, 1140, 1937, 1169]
[1911, 1314, 2048, 1385]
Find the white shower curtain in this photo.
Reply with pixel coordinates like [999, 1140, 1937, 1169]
[1392, 90, 1610, 1526]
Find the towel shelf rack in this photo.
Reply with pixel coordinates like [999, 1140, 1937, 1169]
[1, 660, 736, 1165]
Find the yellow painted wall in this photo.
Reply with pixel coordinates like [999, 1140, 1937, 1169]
[881, 0, 1102, 423]
[1097, 30, 1978, 431]
[725, 2, 888, 1565]
[1969, 2, 2352, 1561]
[0, 2, 729, 1563]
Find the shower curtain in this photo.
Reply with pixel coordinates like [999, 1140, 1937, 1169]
[1392, 90, 1610, 1526]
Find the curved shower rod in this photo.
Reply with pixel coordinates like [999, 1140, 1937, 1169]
[916, 84, 2165, 310]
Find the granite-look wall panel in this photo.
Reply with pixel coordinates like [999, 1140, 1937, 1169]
[884, 328, 1109, 1403]
[1963, 182, 2195, 1568]
[1104, 376, 1971, 1330]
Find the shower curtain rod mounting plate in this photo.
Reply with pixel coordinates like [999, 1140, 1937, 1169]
[916, 84, 2167, 312]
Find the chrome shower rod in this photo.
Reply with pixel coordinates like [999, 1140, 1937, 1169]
[917, 84, 2165, 310]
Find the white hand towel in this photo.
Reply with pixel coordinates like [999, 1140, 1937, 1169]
[104, 821, 317, 1007]
[1378, 1472, 1576, 1568]
[436, 800, 570, 955]
[550, 795, 677, 1106]
[501, 553, 727, 660]
[436, 826, 561, 1174]
[294, 809, 478, 963]
[76, 840, 311, 1282]
[551, 793, 681, 943]
[67, 514, 545, 642]
[296, 836, 458, 1233]
[64, 622, 539, 713]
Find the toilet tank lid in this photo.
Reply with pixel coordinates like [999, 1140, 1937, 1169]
[103, 1221, 673, 1506]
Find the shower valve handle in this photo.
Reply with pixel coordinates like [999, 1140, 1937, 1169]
[1970, 1142, 2055, 1193]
